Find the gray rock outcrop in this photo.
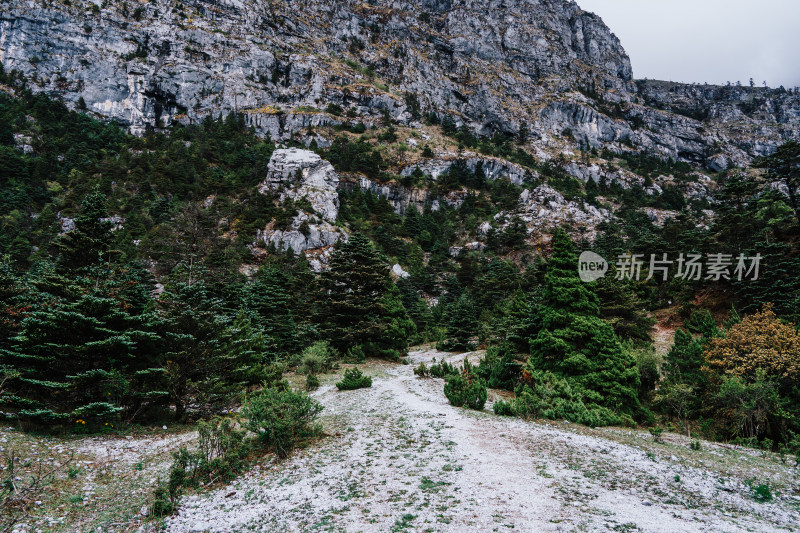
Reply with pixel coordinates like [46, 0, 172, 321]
[256, 148, 347, 264]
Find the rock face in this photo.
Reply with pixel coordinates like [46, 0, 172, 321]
[260, 148, 340, 223]
[400, 156, 537, 186]
[511, 184, 610, 240]
[1, 0, 797, 169]
[256, 149, 347, 266]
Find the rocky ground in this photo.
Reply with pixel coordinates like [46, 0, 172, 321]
[165, 349, 800, 533]
[3, 348, 798, 532]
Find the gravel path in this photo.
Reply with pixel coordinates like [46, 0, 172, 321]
[165, 349, 800, 532]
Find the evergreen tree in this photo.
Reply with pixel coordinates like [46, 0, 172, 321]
[438, 294, 479, 351]
[397, 277, 432, 337]
[521, 230, 640, 424]
[158, 280, 242, 420]
[0, 260, 28, 352]
[1, 288, 161, 428]
[319, 233, 400, 356]
[754, 141, 800, 225]
[54, 191, 115, 270]
[193, 310, 269, 415]
[370, 283, 416, 358]
[242, 266, 300, 360]
[595, 277, 656, 346]
[401, 206, 422, 237]
[491, 289, 538, 353]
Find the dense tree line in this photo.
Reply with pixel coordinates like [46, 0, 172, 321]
[2, 63, 800, 453]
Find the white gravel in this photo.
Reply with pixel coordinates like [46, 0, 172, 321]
[165, 349, 800, 532]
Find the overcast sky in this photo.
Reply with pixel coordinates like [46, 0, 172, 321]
[575, 0, 800, 88]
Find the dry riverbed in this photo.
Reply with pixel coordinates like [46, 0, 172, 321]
[3, 348, 799, 532]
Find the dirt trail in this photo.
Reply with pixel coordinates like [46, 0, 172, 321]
[166, 349, 800, 533]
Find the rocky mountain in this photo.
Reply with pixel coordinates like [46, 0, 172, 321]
[2, 0, 799, 261]
[3, 0, 797, 168]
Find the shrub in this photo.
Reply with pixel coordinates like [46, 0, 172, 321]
[705, 305, 800, 381]
[476, 344, 520, 391]
[151, 417, 250, 517]
[493, 400, 514, 416]
[649, 427, 664, 443]
[690, 440, 702, 451]
[444, 370, 487, 411]
[413, 362, 430, 378]
[242, 388, 323, 457]
[305, 374, 320, 392]
[336, 368, 372, 390]
[512, 369, 630, 428]
[345, 345, 366, 363]
[326, 103, 343, 116]
[746, 479, 773, 502]
[429, 360, 458, 379]
[298, 341, 334, 375]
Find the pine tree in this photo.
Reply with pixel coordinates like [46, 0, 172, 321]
[320, 234, 384, 353]
[397, 277, 432, 337]
[491, 289, 537, 353]
[1, 227, 166, 428]
[438, 294, 479, 352]
[242, 266, 300, 360]
[0, 260, 28, 352]
[319, 233, 412, 357]
[754, 141, 800, 225]
[522, 230, 640, 424]
[158, 280, 229, 421]
[1, 289, 159, 428]
[193, 310, 269, 415]
[595, 277, 656, 346]
[370, 283, 416, 358]
[54, 191, 115, 270]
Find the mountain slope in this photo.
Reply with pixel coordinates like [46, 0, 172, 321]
[165, 348, 800, 533]
[2, 0, 797, 170]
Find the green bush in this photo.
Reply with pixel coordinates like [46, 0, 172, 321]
[413, 362, 430, 377]
[493, 400, 514, 416]
[512, 369, 630, 428]
[151, 417, 250, 517]
[298, 341, 335, 375]
[429, 360, 458, 379]
[242, 388, 323, 457]
[444, 371, 487, 411]
[475, 344, 520, 391]
[305, 374, 320, 392]
[336, 368, 373, 390]
[345, 345, 366, 363]
[649, 427, 664, 443]
[746, 479, 773, 502]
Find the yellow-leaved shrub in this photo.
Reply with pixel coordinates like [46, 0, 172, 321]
[705, 304, 800, 381]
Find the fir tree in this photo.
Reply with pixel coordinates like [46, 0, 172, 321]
[370, 283, 416, 358]
[319, 233, 391, 355]
[595, 277, 656, 346]
[754, 141, 800, 225]
[438, 294, 479, 352]
[491, 289, 537, 353]
[242, 266, 300, 360]
[54, 191, 115, 270]
[158, 280, 230, 421]
[1, 289, 160, 428]
[0, 260, 28, 352]
[193, 310, 269, 415]
[522, 230, 640, 424]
